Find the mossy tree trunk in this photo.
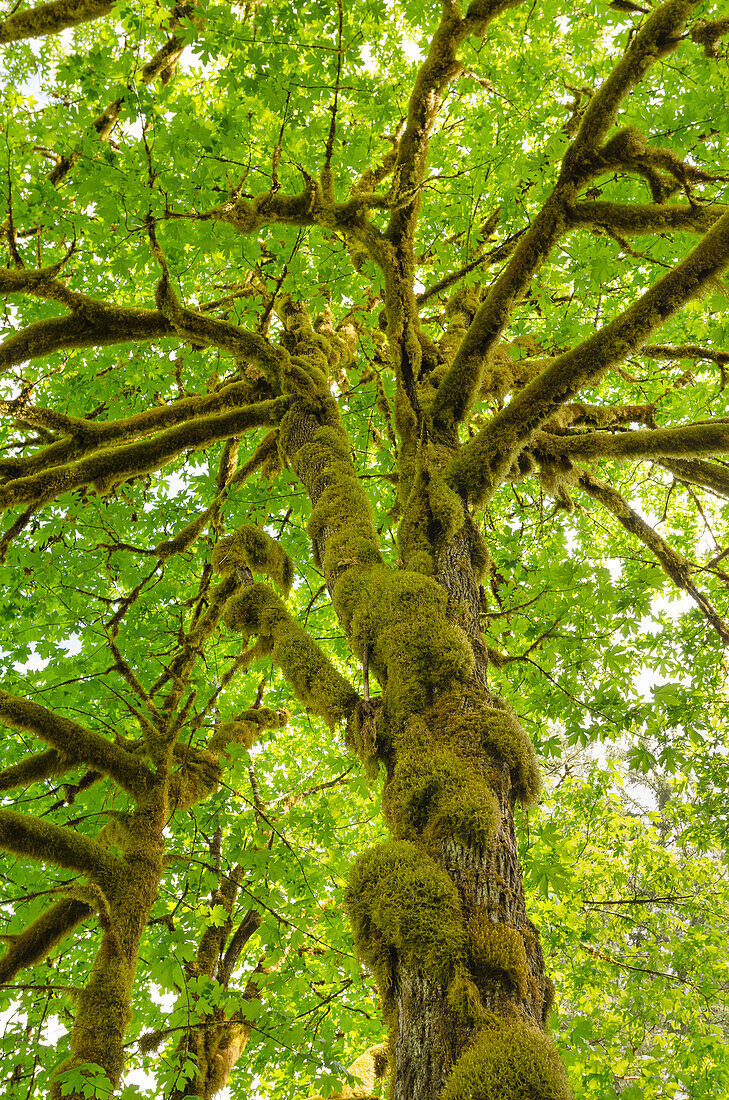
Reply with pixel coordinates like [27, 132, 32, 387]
[270, 304, 569, 1099]
[2, 0, 729, 1096]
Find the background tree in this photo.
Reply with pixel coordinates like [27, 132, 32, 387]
[0, 1, 728, 1098]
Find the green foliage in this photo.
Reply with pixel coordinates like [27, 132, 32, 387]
[0, 0, 728, 1096]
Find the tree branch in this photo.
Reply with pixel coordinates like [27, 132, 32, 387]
[447, 208, 729, 504]
[0, 808, 118, 881]
[535, 421, 729, 462]
[566, 200, 726, 236]
[0, 690, 152, 797]
[657, 456, 729, 498]
[0, 897, 93, 983]
[218, 908, 262, 989]
[0, 396, 288, 510]
[577, 470, 729, 643]
[0, 0, 112, 44]
[566, 0, 699, 155]
[0, 747, 75, 790]
[430, 0, 700, 433]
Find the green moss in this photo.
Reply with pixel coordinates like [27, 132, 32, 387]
[428, 697, 541, 807]
[467, 911, 529, 997]
[440, 1019, 573, 1100]
[383, 718, 499, 849]
[338, 567, 474, 721]
[223, 583, 357, 726]
[447, 966, 489, 1025]
[479, 709, 541, 806]
[223, 583, 287, 637]
[168, 745, 221, 810]
[345, 840, 465, 1003]
[346, 700, 382, 778]
[212, 524, 293, 596]
[208, 706, 285, 755]
[397, 442, 468, 574]
[467, 516, 490, 582]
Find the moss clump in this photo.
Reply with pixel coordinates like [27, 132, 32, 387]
[224, 583, 357, 726]
[479, 709, 540, 805]
[447, 966, 489, 1025]
[383, 717, 499, 849]
[468, 911, 529, 997]
[336, 567, 474, 720]
[345, 840, 465, 1002]
[302, 427, 382, 578]
[168, 745, 221, 810]
[212, 524, 293, 596]
[208, 706, 286, 755]
[440, 1018, 573, 1100]
[346, 699, 382, 778]
[428, 697, 540, 807]
[397, 443, 466, 574]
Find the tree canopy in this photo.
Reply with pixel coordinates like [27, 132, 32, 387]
[0, 1, 729, 1098]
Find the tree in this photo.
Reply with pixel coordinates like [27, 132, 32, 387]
[0, 0, 728, 1096]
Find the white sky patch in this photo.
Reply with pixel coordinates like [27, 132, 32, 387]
[62, 633, 83, 657]
[400, 34, 423, 65]
[635, 658, 691, 702]
[124, 1066, 158, 1092]
[165, 472, 189, 497]
[0, 1004, 26, 1033]
[604, 556, 622, 582]
[13, 642, 50, 675]
[150, 983, 176, 1013]
[360, 42, 377, 74]
[121, 116, 145, 142]
[40, 1015, 67, 1046]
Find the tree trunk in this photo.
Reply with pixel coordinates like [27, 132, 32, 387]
[277, 306, 572, 1097]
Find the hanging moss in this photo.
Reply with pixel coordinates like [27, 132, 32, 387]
[168, 744, 221, 810]
[345, 699, 382, 779]
[208, 706, 286, 755]
[382, 717, 499, 849]
[345, 840, 466, 1007]
[224, 583, 357, 726]
[447, 966, 490, 1026]
[439, 1018, 573, 1100]
[467, 910, 529, 997]
[212, 524, 293, 596]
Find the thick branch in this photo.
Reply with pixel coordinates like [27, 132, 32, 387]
[0, 690, 151, 797]
[642, 343, 729, 365]
[0, 396, 288, 510]
[535, 421, 729, 462]
[566, 0, 699, 154]
[578, 470, 729, 643]
[0, 898, 92, 983]
[0, 807, 117, 881]
[218, 908, 262, 988]
[447, 208, 729, 504]
[0, 378, 280, 482]
[431, 0, 699, 432]
[0, 0, 112, 43]
[567, 200, 725, 236]
[657, 456, 729, 498]
[0, 307, 173, 372]
[0, 747, 73, 790]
